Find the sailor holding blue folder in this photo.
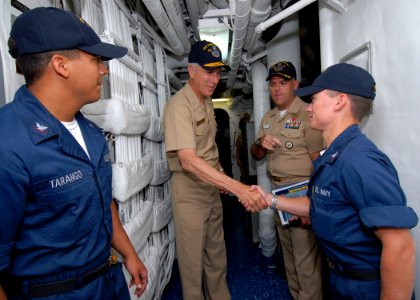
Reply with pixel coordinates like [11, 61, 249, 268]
[254, 63, 418, 299]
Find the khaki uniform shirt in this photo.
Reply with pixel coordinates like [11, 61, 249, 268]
[163, 82, 219, 173]
[257, 97, 323, 178]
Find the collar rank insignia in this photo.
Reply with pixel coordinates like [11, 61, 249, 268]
[33, 122, 49, 134]
[284, 118, 302, 129]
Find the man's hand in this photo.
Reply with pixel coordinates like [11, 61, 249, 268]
[237, 184, 269, 212]
[259, 134, 281, 151]
[124, 254, 148, 297]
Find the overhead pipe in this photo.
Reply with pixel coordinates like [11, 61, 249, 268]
[135, 15, 176, 54]
[226, 0, 252, 88]
[209, 0, 229, 9]
[161, 0, 191, 53]
[141, 0, 184, 55]
[166, 68, 183, 90]
[197, 0, 210, 17]
[243, 0, 272, 51]
[247, 0, 318, 55]
[185, 0, 201, 40]
[256, 0, 317, 33]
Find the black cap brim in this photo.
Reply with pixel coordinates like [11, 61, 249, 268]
[79, 42, 128, 61]
[266, 73, 295, 81]
[294, 86, 324, 97]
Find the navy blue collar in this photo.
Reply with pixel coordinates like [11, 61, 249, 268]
[319, 124, 361, 165]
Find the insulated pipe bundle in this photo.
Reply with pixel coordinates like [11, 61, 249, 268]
[80, 1, 174, 298]
[226, 0, 251, 88]
[185, 0, 201, 39]
[210, 0, 229, 9]
[101, 0, 134, 50]
[112, 154, 154, 203]
[161, 0, 191, 53]
[251, 62, 277, 258]
[154, 43, 169, 117]
[141, 0, 184, 55]
[243, 0, 271, 51]
[82, 98, 151, 135]
[80, 0, 104, 34]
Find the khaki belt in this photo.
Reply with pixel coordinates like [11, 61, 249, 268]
[271, 176, 307, 183]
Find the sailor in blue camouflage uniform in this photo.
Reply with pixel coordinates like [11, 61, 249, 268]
[0, 7, 147, 299]
[256, 63, 418, 299]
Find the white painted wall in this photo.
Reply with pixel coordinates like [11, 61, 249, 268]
[319, 0, 420, 291]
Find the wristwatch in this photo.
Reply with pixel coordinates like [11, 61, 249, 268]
[270, 195, 278, 210]
[255, 138, 262, 147]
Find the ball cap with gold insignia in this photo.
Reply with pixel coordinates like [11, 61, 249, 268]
[266, 61, 297, 81]
[295, 63, 376, 102]
[188, 40, 231, 71]
[8, 7, 127, 61]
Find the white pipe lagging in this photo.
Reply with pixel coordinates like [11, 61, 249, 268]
[257, 0, 317, 35]
[226, 0, 252, 88]
[247, 0, 318, 56]
[161, 0, 191, 53]
[197, 0, 209, 17]
[251, 61, 277, 257]
[210, 0, 229, 9]
[166, 69, 183, 90]
[185, 0, 201, 40]
[141, 0, 184, 55]
[243, 0, 272, 51]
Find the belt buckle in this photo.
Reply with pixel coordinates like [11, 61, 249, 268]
[327, 259, 335, 270]
[109, 254, 118, 265]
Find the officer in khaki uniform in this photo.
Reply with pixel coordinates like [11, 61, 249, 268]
[163, 41, 267, 300]
[251, 61, 324, 300]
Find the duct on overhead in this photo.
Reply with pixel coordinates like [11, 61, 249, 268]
[226, 0, 251, 88]
[244, 0, 317, 63]
[185, 0, 200, 40]
[161, 0, 191, 53]
[254, 0, 317, 43]
[210, 0, 229, 9]
[167, 68, 183, 90]
[141, 0, 184, 55]
[243, 0, 271, 51]
[197, 0, 210, 16]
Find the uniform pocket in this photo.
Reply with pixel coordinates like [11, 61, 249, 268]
[193, 109, 209, 136]
[33, 170, 97, 242]
[311, 194, 355, 245]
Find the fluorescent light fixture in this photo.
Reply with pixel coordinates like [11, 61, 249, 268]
[212, 98, 232, 103]
[198, 18, 229, 62]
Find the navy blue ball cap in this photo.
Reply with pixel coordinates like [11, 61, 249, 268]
[9, 7, 127, 61]
[188, 40, 230, 71]
[295, 63, 376, 101]
[266, 61, 297, 81]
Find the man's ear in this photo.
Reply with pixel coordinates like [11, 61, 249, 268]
[188, 64, 196, 79]
[293, 79, 299, 90]
[334, 93, 348, 111]
[50, 54, 69, 78]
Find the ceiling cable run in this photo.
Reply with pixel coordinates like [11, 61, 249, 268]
[141, 0, 184, 55]
[226, 0, 252, 88]
[161, 0, 191, 53]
